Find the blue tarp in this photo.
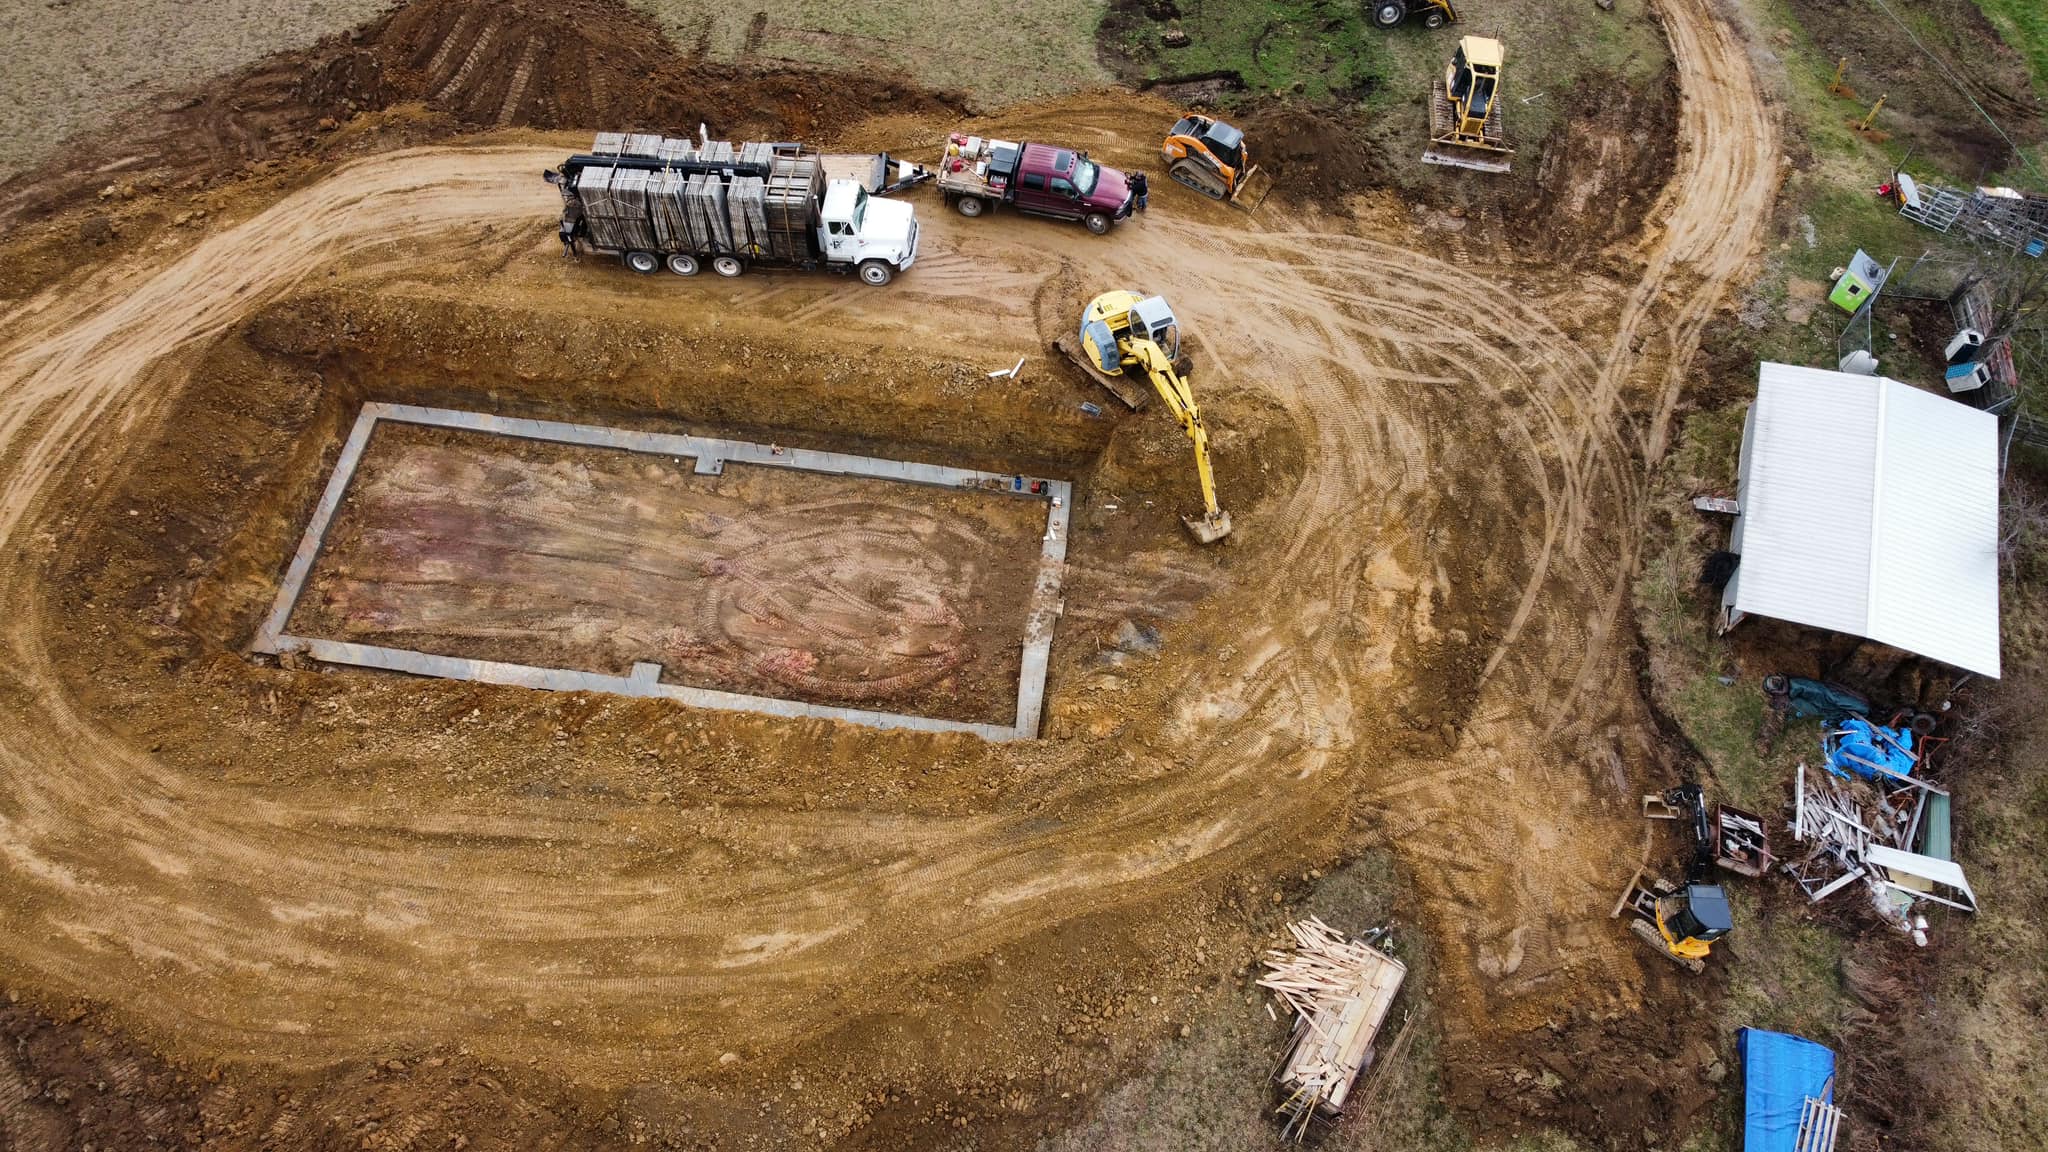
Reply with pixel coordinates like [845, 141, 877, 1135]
[1739, 1028, 1836, 1152]
[1823, 716, 1914, 781]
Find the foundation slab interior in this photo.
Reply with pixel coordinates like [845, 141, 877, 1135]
[256, 403, 1070, 740]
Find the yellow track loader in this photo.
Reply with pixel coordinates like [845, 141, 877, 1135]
[1423, 36, 1513, 174]
[1057, 291, 1232, 543]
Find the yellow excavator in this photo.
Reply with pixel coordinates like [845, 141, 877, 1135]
[1613, 784, 1735, 973]
[1060, 291, 1232, 543]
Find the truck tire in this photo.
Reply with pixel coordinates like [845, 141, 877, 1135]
[955, 195, 986, 218]
[858, 260, 894, 287]
[1372, 1, 1406, 28]
[711, 255, 745, 278]
[1083, 212, 1111, 236]
[624, 250, 660, 274]
[666, 253, 700, 277]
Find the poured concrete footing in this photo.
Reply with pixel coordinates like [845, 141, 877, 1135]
[254, 403, 1070, 741]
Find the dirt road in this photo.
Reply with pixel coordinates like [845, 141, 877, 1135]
[0, 0, 1780, 1142]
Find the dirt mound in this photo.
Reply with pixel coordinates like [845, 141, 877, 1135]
[1240, 101, 1394, 200]
[0, 0, 966, 225]
[1241, 74, 1678, 264]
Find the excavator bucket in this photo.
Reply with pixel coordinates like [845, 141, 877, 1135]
[1183, 509, 1233, 544]
[1230, 165, 1274, 212]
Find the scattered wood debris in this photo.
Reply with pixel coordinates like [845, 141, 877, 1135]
[1256, 917, 1407, 1142]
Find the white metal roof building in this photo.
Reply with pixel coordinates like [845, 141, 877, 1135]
[1719, 363, 2002, 678]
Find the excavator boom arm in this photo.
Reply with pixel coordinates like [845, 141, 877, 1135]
[1128, 340, 1223, 521]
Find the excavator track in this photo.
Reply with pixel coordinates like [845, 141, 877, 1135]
[1168, 158, 1228, 201]
[1629, 917, 1706, 974]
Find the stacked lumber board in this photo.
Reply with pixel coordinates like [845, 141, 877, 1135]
[1258, 918, 1407, 1137]
[762, 156, 822, 261]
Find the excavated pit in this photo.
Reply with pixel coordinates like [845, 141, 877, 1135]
[53, 285, 1161, 751]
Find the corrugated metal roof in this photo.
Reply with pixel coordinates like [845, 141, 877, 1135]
[1731, 364, 2001, 677]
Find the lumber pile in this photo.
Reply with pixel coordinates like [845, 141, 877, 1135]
[1257, 918, 1407, 1142]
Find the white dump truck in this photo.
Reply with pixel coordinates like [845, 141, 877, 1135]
[545, 132, 924, 285]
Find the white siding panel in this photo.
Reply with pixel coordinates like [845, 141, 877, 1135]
[1732, 366, 1880, 636]
[1868, 381, 2002, 676]
[1731, 364, 2002, 678]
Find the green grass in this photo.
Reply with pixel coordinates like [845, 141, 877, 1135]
[1973, 0, 2048, 98]
[1718, 889, 1853, 1041]
[1106, 0, 1393, 105]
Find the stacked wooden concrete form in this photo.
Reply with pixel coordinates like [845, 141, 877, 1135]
[573, 134, 822, 260]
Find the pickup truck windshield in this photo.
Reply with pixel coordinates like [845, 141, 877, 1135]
[1075, 160, 1100, 197]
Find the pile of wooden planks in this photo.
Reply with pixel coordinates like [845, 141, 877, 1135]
[1257, 918, 1407, 1142]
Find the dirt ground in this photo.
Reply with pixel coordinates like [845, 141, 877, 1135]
[290, 422, 1052, 724]
[0, 0, 1789, 1149]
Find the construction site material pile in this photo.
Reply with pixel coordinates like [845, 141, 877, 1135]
[1257, 918, 1408, 1141]
[575, 134, 812, 259]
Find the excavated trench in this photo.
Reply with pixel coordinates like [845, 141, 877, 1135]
[49, 283, 1302, 755]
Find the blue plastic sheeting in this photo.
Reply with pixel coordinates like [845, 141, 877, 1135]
[1823, 716, 1914, 780]
[1739, 1029, 1835, 1152]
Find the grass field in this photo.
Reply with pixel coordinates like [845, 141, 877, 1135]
[630, 0, 1113, 103]
[0, 0, 393, 181]
[1973, 0, 2048, 96]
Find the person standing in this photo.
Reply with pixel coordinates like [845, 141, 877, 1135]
[1131, 171, 1149, 213]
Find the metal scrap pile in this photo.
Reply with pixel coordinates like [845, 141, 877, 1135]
[1786, 750, 1974, 940]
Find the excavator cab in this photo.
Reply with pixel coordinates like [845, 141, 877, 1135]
[1125, 295, 1182, 361]
[1079, 292, 1180, 373]
[1664, 884, 1733, 951]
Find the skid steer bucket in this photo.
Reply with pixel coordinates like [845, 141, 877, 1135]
[1230, 165, 1274, 212]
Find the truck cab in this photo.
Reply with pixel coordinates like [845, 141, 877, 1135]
[818, 179, 918, 284]
[1012, 144, 1131, 233]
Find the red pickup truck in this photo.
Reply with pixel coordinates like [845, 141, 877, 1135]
[935, 135, 1134, 234]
